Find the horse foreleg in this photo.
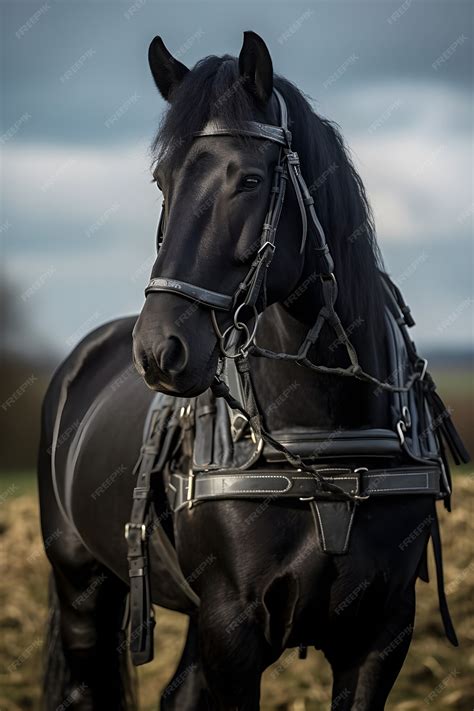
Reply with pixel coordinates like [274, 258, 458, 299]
[160, 616, 211, 710]
[328, 601, 415, 711]
[197, 595, 268, 710]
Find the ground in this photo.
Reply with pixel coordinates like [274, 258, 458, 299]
[0, 471, 472, 710]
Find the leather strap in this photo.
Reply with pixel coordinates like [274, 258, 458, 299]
[430, 509, 458, 646]
[146, 277, 233, 311]
[310, 500, 356, 555]
[194, 120, 288, 146]
[126, 435, 160, 665]
[125, 404, 190, 666]
[168, 465, 442, 511]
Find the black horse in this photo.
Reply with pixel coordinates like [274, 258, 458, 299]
[38, 32, 459, 710]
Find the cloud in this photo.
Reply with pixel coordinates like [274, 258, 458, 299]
[2, 79, 472, 354]
[2, 140, 159, 242]
[4, 81, 471, 255]
[329, 82, 472, 244]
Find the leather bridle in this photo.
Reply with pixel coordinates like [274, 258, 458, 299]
[145, 89, 428, 393]
[146, 89, 334, 358]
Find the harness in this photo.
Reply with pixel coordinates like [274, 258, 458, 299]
[125, 89, 469, 665]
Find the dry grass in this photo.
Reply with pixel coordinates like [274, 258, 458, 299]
[0, 477, 473, 710]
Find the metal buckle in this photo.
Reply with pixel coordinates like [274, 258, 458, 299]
[257, 240, 276, 255]
[286, 150, 300, 166]
[187, 468, 195, 509]
[352, 467, 370, 501]
[180, 403, 192, 419]
[418, 357, 428, 380]
[320, 272, 336, 283]
[124, 523, 146, 541]
[396, 420, 406, 445]
[230, 413, 248, 442]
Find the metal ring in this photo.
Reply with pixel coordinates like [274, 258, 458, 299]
[211, 306, 260, 359]
[211, 310, 225, 340]
[220, 322, 251, 359]
[233, 303, 258, 331]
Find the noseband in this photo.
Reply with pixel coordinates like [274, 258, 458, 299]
[145, 89, 334, 357]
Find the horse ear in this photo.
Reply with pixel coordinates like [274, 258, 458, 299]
[148, 36, 189, 101]
[238, 31, 273, 105]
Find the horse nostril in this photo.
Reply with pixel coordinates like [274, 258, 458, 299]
[154, 335, 188, 375]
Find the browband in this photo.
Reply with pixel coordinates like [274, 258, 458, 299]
[193, 121, 289, 147]
[194, 90, 291, 147]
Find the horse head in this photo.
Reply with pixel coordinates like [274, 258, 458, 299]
[133, 33, 309, 396]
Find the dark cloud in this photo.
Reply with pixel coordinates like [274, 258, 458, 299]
[1, 1, 472, 144]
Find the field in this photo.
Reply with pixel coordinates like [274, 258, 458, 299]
[0, 470, 473, 711]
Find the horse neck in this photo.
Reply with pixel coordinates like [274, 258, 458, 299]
[250, 299, 390, 432]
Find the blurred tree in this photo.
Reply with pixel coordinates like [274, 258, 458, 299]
[0, 281, 55, 471]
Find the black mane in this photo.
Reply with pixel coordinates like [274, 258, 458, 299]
[152, 55, 386, 358]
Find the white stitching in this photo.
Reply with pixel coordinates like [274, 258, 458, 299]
[343, 505, 357, 551]
[366, 487, 432, 493]
[199, 475, 290, 480]
[365, 472, 432, 480]
[313, 503, 326, 549]
[365, 472, 430, 493]
[292, 476, 356, 481]
[209, 489, 287, 494]
[198, 474, 292, 495]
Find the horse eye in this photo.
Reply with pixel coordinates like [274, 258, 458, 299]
[240, 175, 262, 191]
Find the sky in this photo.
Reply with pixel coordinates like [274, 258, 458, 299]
[1, 0, 473, 359]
